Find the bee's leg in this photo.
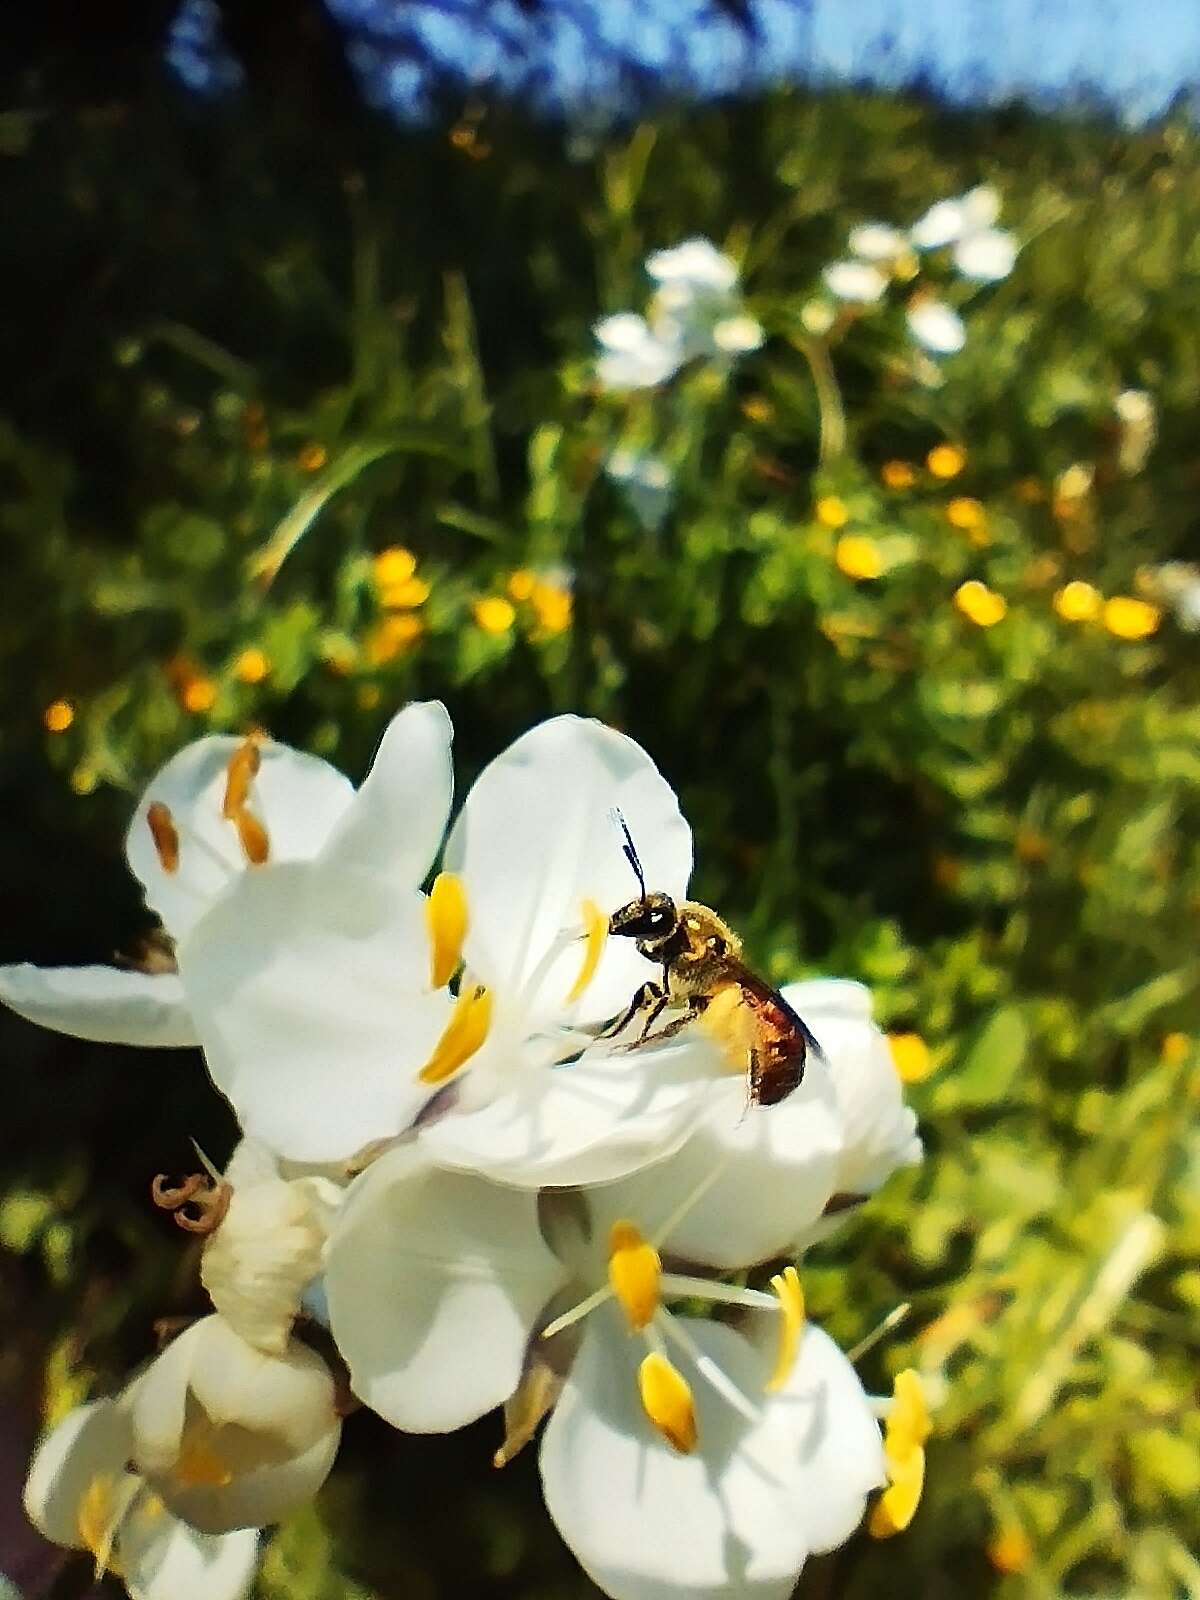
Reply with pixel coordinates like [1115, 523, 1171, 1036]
[591, 981, 666, 1044]
[617, 994, 707, 1052]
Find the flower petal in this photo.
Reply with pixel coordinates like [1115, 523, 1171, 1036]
[909, 197, 967, 250]
[0, 963, 199, 1048]
[324, 1146, 565, 1432]
[119, 1511, 259, 1600]
[822, 261, 887, 303]
[179, 864, 451, 1164]
[23, 1399, 133, 1549]
[645, 239, 739, 294]
[953, 228, 1018, 283]
[418, 1028, 712, 1188]
[445, 715, 692, 1027]
[592, 1056, 843, 1269]
[125, 737, 354, 942]
[906, 299, 966, 356]
[540, 1312, 883, 1600]
[783, 980, 921, 1198]
[316, 701, 453, 891]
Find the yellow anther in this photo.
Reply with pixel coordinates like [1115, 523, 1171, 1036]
[766, 1265, 805, 1392]
[418, 984, 492, 1085]
[146, 801, 180, 874]
[886, 1369, 931, 1457]
[637, 1352, 697, 1454]
[867, 1442, 925, 1538]
[607, 1221, 661, 1332]
[222, 734, 262, 819]
[176, 1433, 234, 1489]
[77, 1475, 124, 1578]
[566, 899, 607, 1003]
[233, 808, 270, 866]
[888, 1032, 933, 1084]
[426, 872, 468, 988]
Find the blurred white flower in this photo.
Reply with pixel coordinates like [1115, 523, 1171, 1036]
[848, 222, 909, 262]
[0, 703, 459, 1165]
[326, 1149, 884, 1600]
[128, 1316, 341, 1534]
[24, 1397, 259, 1600]
[1114, 387, 1156, 474]
[645, 237, 740, 297]
[910, 185, 1017, 283]
[414, 715, 716, 1188]
[905, 297, 966, 355]
[823, 260, 888, 303]
[595, 313, 684, 391]
[1142, 561, 1200, 631]
[606, 448, 674, 531]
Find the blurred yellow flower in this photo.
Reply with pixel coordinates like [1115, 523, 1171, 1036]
[43, 699, 74, 734]
[927, 443, 965, 479]
[320, 636, 360, 676]
[356, 683, 383, 711]
[1103, 596, 1160, 640]
[888, 1032, 933, 1084]
[531, 581, 573, 635]
[1161, 1032, 1191, 1065]
[836, 535, 884, 580]
[70, 764, 98, 797]
[741, 395, 774, 423]
[1053, 580, 1102, 622]
[474, 596, 516, 635]
[954, 580, 1007, 627]
[373, 547, 417, 588]
[233, 647, 271, 684]
[815, 495, 849, 529]
[380, 575, 431, 609]
[366, 613, 424, 664]
[987, 1527, 1034, 1575]
[881, 460, 916, 490]
[507, 568, 537, 602]
[297, 442, 327, 473]
[946, 496, 985, 531]
[182, 678, 218, 714]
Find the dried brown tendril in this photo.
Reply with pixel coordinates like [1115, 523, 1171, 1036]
[151, 1172, 232, 1235]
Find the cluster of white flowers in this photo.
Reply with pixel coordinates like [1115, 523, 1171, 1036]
[5, 707, 926, 1600]
[822, 184, 1018, 355]
[595, 237, 764, 392]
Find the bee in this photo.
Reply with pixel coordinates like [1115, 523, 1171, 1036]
[599, 811, 823, 1106]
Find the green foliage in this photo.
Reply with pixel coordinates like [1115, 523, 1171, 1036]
[2, 84, 1199, 1599]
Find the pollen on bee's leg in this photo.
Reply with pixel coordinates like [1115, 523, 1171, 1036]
[637, 1351, 697, 1453]
[426, 872, 468, 989]
[232, 806, 269, 866]
[221, 732, 263, 819]
[146, 801, 180, 873]
[417, 984, 492, 1085]
[607, 1220, 661, 1332]
[566, 898, 607, 1003]
[766, 1265, 805, 1392]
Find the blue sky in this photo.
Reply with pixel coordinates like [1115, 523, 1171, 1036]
[168, 0, 1200, 123]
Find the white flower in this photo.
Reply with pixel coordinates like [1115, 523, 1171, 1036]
[848, 222, 908, 262]
[595, 313, 684, 391]
[325, 1150, 885, 1600]
[415, 715, 716, 1187]
[606, 449, 674, 531]
[822, 261, 888, 304]
[910, 185, 1017, 282]
[905, 297, 966, 355]
[645, 237, 740, 297]
[24, 1398, 259, 1600]
[197, 1142, 340, 1355]
[710, 313, 764, 354]
[128, 1316, 341, 1534]
[1114, 388, 1156, 474]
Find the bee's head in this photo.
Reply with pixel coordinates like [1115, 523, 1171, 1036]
[609, 891, 678, 950]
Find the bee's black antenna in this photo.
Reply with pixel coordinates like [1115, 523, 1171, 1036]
[608, 807, 647, 902]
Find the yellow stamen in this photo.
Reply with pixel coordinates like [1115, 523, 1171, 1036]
[176, 1433, 234, 1489]
[146, 801, 180, 873]
[77, 1475, 125, 1579]
[426, 872, 468, 989]
[867, 1444, 925, 1537]
[222, 734, 262, 819]
[566, 899, 607, 1003]
[417, 984, 492, 1085]
[886, 1368, 931, 1457]
[233, 808, 270, 866]
[607, 1221, 661, 1332]
[637, 1352, 697, 1453]
[766, 1265, 805, 1391]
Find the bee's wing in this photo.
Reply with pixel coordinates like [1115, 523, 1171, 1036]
[735, 965, 826, 1062]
